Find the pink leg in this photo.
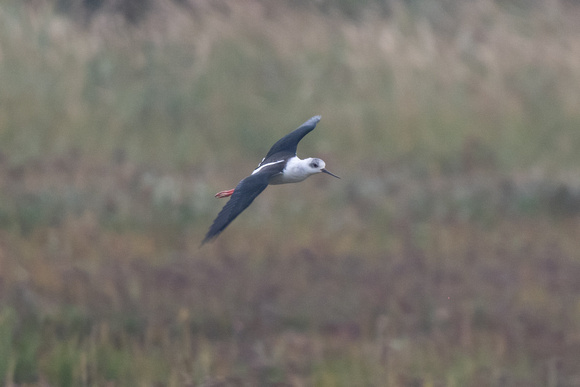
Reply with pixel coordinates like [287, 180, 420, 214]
[215, 188, 235, 198]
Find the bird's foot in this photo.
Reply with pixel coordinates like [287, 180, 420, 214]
[215, 188, 235, 198]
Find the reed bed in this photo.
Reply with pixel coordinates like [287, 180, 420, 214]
[1, 0, 580, 385]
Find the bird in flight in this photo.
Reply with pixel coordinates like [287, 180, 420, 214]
[202, 115, 340, 244]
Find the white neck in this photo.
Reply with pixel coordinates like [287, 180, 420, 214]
[270, 156, 312, 185]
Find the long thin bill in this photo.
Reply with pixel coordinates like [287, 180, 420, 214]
[321, 169, 341, 179]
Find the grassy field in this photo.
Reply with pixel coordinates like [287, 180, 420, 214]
[1, 0, 580, 385]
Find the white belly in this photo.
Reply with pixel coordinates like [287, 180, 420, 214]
[269, 157, 309, 185]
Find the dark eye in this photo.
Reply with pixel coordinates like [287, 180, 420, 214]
[311, 162, 318, 168]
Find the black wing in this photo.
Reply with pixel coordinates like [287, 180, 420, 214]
[260, 115, 321, 164]
[202, 166, 282, 245]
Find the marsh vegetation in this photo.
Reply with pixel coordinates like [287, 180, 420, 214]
[1, 0, 580, 385]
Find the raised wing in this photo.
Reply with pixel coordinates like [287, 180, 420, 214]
[261, 115, 321, 164]
[202, 171, 272, 245]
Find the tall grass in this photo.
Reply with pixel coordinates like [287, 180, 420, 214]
[1, 0, 580, 385]
[2, 0, 580, 170]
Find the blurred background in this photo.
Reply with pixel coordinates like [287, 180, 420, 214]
[1, 0, 580, 385]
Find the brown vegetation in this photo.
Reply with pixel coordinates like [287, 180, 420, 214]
[1, 0, 580, 385]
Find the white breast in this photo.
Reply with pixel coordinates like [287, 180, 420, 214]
[269, 156, 309, 185]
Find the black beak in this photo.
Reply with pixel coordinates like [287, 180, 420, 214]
[321, 169, 341, 179]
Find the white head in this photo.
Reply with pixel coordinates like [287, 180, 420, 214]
[304, 157, 341, 179]
[271, 156, 340, 185]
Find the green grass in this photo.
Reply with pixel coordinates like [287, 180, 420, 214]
[1, 0, 580, 385]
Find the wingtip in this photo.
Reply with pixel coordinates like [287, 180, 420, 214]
[200, 234, 215, 247]
[303, 115, 321, 127]
[200, 230, 220, 246]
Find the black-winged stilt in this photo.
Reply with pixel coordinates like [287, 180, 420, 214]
[202, 115, 339, 244]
